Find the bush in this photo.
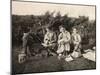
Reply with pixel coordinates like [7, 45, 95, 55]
[12, 12, 96, 48]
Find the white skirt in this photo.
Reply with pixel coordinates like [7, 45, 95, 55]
[57, 43, 70, 54]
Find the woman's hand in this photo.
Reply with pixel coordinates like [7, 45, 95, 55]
[58, 39, 64, 44]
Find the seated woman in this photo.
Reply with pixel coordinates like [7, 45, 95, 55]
[42, 26, 57, 56]
[71, 28, 82, 58]
[57, 26, 71, 60]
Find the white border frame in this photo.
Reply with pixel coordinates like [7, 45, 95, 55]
[0, 0, 100, 75]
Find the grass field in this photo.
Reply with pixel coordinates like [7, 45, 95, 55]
[12, 46, 96, 74]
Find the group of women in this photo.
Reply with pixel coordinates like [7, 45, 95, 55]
[19, 25, 82, 63]
[42, 25, 82, 61]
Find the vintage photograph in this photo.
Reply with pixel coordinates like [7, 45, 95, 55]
[12, 0, 96, 74]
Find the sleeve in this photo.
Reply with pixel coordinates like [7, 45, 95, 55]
[51, 32, 57, 43]
[44, 34, 48, 43]
[65, 32, 71, 42]
[58, 33, 63, 44]
[71, 34, 74, 42]
[77, 34, 81, 43]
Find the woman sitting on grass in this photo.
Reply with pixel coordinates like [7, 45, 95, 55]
[42, 26, 57, 56]
[57, 26, 72, 60]
[71, 28, 82, 58]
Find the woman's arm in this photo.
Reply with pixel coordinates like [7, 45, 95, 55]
[50, 32, 57, 43]
[65, 32, 71, 43]
[58, 33, 64, 44]
[77, 34, 81, 43]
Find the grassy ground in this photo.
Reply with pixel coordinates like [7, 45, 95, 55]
[12, 46, 96, 75]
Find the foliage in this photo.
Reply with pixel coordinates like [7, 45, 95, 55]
[12, 11, 96, 48]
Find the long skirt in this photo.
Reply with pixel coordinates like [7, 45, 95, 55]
[57, 43, 70, 54]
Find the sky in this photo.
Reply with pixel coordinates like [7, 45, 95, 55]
[12, 1, 96, 20]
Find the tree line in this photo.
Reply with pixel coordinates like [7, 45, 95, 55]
[12, 11, 96, 49]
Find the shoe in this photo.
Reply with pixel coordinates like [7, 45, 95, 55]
[65, 55, 73, 62]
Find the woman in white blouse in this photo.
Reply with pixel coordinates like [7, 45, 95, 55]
[57, 26, 71, 59]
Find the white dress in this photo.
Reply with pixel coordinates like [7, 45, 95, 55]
[57, 31, 71, 54]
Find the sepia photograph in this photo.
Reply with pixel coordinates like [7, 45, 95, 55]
[12, 0, 96, 75]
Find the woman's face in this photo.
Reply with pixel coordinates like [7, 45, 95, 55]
[60, 27, 65, 32]
[73, 28, 77, 33]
